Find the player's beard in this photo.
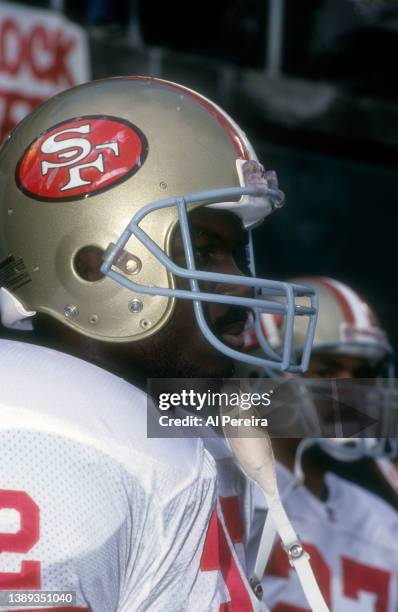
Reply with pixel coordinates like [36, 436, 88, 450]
[130, 314, 235, 380]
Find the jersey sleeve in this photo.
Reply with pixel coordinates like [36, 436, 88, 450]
[0, 424, 222, 612]
[124, 448, 217, 612]
[0, 426, 140, 611]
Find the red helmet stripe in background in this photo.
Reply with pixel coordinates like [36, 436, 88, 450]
[243, 314, 282, 351]
[313, 276, 378, 328]
[241, 276, 389, 358]
[128, 76, 251, 160]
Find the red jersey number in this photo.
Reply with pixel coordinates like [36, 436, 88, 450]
[0, 490, 41, 589]
[200, 496, 253, 612]
[267, 541, 390, 611]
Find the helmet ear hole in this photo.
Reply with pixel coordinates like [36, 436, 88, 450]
[73, 246, 105, 282]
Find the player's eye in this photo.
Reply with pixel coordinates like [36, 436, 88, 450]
[194, 245, 218, 266]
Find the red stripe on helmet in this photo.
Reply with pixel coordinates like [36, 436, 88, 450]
[242, 313, 282, 351]
[129, 76, 251, 160]
[314, 277, 355, 325]
[243, 325, 259, 351]
[364, 300, 379, 327]
[315, 276, 380, 329]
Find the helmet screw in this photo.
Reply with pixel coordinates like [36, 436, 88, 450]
[64, 304, 79, 320]
[128, 299, 143, 313]
[159, 181, 167, 190]
[125, 257, 140, 274]
[289, 543, 304, 559]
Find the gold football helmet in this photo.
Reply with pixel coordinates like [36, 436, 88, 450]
[289, 276, 392, 364]
[0, 76, 317, 372]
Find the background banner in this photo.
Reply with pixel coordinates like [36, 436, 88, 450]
[0, 1, 90, 141]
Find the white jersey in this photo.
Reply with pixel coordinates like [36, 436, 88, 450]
[0, 339, 261, 612]
[249, 462, 398, 611]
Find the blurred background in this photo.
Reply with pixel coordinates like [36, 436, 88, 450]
[1, 0, 397, 355]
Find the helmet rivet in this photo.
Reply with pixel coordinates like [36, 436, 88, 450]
[289, 543, 304, 559]
[124, 257, 141, 275]
[128, 299, 143, 313]
[140, 318, 151, 329]
[159, 181, 167, 190]
[64, 304, 79, 320]
[89, 314, 99, 325]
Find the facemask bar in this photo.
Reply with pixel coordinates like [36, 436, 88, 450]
[247, 231, 292, 364]
[247, 231, 287, 378]
[101, 185, 318, 373]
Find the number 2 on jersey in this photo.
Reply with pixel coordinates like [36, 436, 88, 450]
[0, 489, 41, 589]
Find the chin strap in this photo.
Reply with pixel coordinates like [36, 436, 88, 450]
[252, 493, 329, 612]
[222, 409, 329, 611]
[251, 437, 329, 611]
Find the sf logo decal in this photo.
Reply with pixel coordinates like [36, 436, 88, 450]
[17, 115, 148, 201]
[40, 124, 120, 192]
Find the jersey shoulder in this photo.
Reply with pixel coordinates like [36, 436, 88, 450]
[0, 339, 209, 485]
[326, 472, 398, 547]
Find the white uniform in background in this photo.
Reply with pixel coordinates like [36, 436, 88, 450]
[0, 339, 264, 612]
[249, 462, 398, 611]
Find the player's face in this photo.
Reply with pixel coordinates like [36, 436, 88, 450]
[304, 352, 377, 379]
[156, 207, 252, 378]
